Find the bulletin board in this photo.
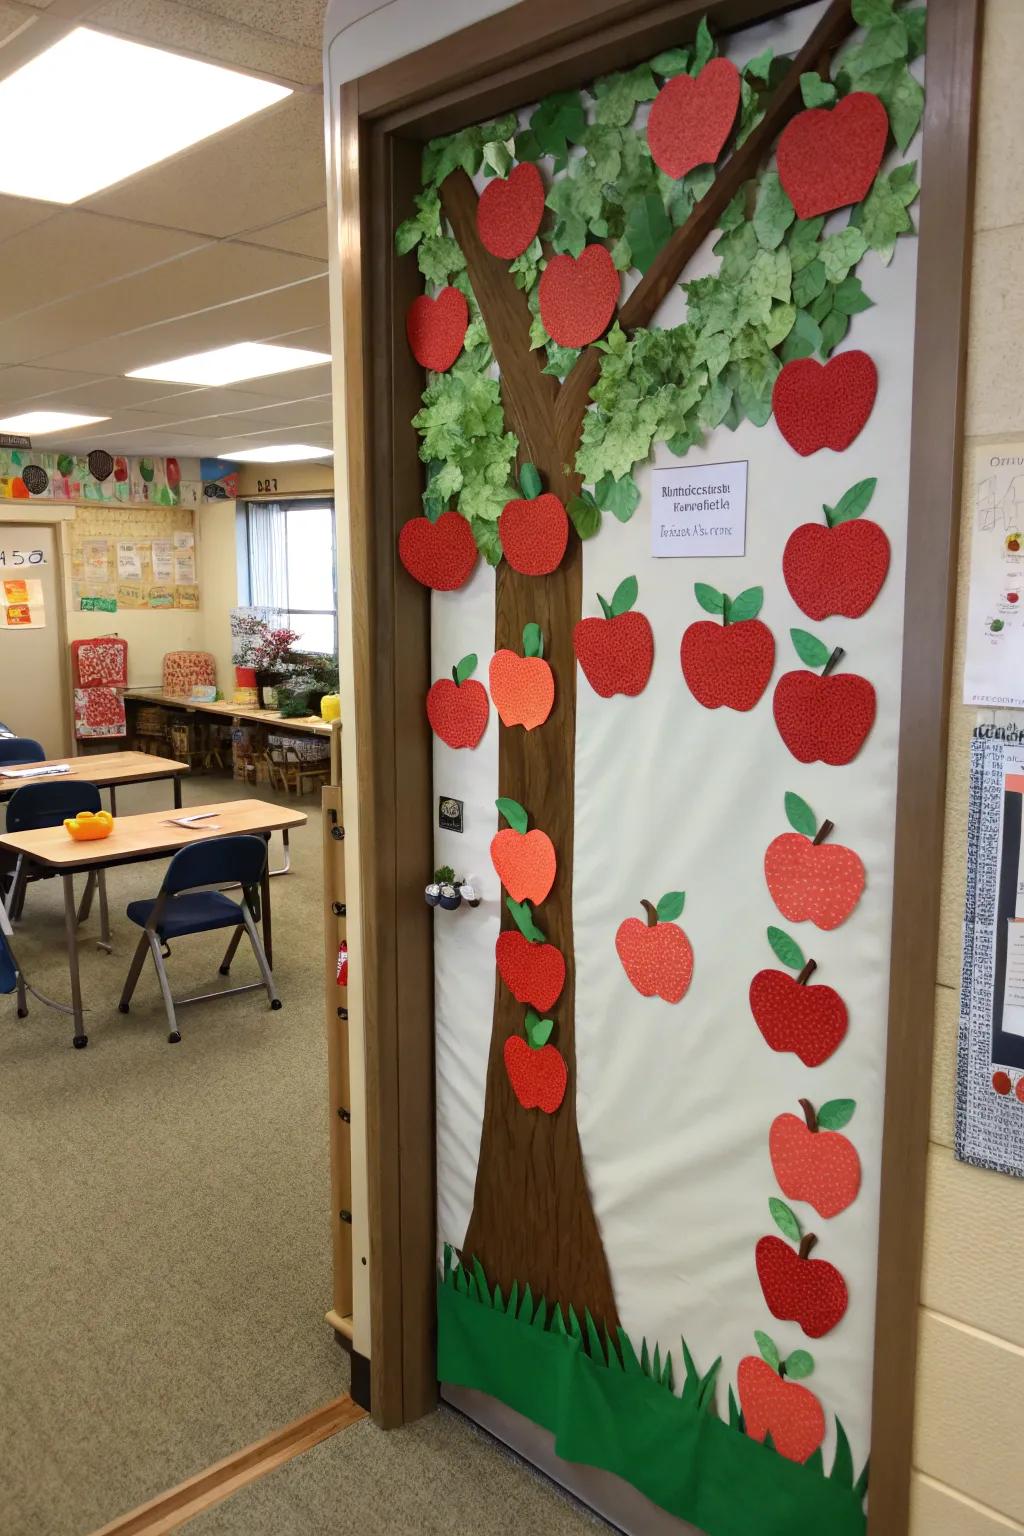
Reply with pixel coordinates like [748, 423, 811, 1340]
[69, 503, 199, 613]
[337, 1, 979, 1533]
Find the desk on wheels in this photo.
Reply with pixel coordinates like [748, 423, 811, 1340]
[0, 751, 190, 812]
[0, 798, 307, 1048]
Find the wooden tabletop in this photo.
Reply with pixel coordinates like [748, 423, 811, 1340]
[0, 750, 189, 788]
[124, 688, 334, 738]
[0, 798, 308, 869]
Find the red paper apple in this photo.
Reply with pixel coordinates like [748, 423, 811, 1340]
[398, 510, 478, 591]
[756, 1198, 848, 1339]
[777, 92, 889, 219]
[749, 925, 847, 1066]
[165, 457, 181, 489]
[783, 476, 890, 620]
[764, 792, 865, 931]
[504, 1010, 567, 1114]
[681, 583, 774, 711]
[113, 455, 129, 484]
[406, 286, 469, 372]
[477, 162, 545, 259]
[426, 653, 489, 748]
[647, 57, 740, 179]
[497, 897, 565, 1012]
[574, 576, 654, 697]
[773, 351, 877, 457]
[490, 797, 556, 904]
[773, 629, 875, 765]
[738, 1334, 825, 1465]
[499, 463, 569, 575]
[615, 892, 693, 1003]
[538, 244, 619, 349]
[770, 1098, 861, 1220]
[489, 623, 554, 730]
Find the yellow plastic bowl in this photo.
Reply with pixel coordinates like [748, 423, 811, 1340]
[321, 693, 341, 722]
[64, 810, 115, 842]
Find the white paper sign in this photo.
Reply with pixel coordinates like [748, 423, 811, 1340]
[116, 540, 141, 579]
[151, 539, 174, 583]
[649, 460, 747, 558]
[173, 550, 196, 585]
[173, 529, 194, 550]
[964, 442, 1024, 707]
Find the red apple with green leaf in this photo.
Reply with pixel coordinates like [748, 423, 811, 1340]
[783, 477, 890, 620]
[499, 463, 569, 576]
[399, 509, 478, 591]
[489, 622, 554, 730]
[573, 576, 654, 697]
[615, 892, 693, 1003]
[756, 1197, 848, 1339]
[773, 629, 875, 765]
[426, 653, 489, 748]
[681, 583, 774, 711]
[770, 1098, 861, 1220]
[749, 926, 847, 1066]
[490, 797, 557, 905]
[764, 791, 865, 931]
[497, 897, 566, 1012]
[503, 1009, 567, 1113]
[738, 1331, 825, 1465]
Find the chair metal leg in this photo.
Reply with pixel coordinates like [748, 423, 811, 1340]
[241, 904, 279, 1008]
[96, 871, 111, 953]
[146, 931, 180, 1043]
[219, 926, 244, 975]
[118, 933, 150, 1011]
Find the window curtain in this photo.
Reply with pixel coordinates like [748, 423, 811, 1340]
[247, 501, 288, 612]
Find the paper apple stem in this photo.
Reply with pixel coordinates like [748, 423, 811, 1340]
[811, 819, 834, 846]
[798, 1232, 818, 1261]
[821, 647, 844, 677]
[795, 960, 817, 986]
[640, 898, 658, 929]
[799, 1098, 819, 1133]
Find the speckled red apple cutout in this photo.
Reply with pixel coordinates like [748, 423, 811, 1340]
[574, 576, 654, 697]
[756, 1197, 848, 1339]
[773, 629, 876, 765]
[749, 926, 848, 1066]
[426, 653, 489, 748]
[739, 1333, 825, 1466]
[398, 510, 478, 591]
[681, 584, 774, 711]
[773, 351, 877, 457]
[503, 1008, 567, 1114]
[477, 162, 545, 259]
[764, 792, 865, 932]
[538, 244, 619, 349]
[499, 463, 569, 576]
[406, 286, 468, 372]
[497, 897, 565, 1012]
[783, 477, 890, 620]
[489, 623, 554, 731]
[777, 92, 889, 219]
[770, 1098, 861, 1220]
[491, 797, 556, 905]
[615, 892, 693, 1003]
[647, 57, 740, 179]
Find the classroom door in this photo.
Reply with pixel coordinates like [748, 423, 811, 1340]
[0, 526, 68, 755]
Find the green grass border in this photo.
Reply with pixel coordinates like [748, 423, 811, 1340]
[438, 1249, 866, 1536]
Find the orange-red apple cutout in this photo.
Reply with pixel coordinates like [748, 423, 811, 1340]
[503, 1009, 567, 1114]
[764, 792, 865, 932]
[426, 653, 489, 748]
[490, 797, 556, 904]
[738, 1333, 825, 1465]
[615, 892, 693, 1003]
[769, 1098, 861, 1219]
[489, 622, 554, 730]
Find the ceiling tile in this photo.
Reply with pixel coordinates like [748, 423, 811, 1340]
[79, 92, 326, 238]
[0, 364, 109, 402]
[86, 0, 321, 85]
[222, 360, 331, 397]
[0, 193, 58, 242]
[242, 206, 327, 260]
[185, 0, 325, 52]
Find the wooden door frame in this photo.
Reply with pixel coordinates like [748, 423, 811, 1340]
[337, 2, 982, 1528]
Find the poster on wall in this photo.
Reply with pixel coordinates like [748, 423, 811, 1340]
[0, 577, 45, 629]
[0, 449, 193, 505]
[395, 2, 929, 1532]
[964, 442, 1024, 708]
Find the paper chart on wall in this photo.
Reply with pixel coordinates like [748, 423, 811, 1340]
[116, 540, 141, 579]
[964, 443, 1024, 707]
[151, 539, 174, 583]
[173, 550, 196, 585]
[82, 539, 110, 582]
[0, 577, 45, 628]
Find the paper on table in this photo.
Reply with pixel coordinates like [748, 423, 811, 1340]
[0, 763, 70, 778]
[162, 813, 221, 829]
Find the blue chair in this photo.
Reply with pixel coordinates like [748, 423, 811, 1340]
[0, 721, 14, 739]
[0, 737, 45, 765]
[118, 834, 279, 1043]
[3, 782, 109, 945]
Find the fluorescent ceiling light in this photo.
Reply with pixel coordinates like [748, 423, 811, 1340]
[222, 444, 329, 463]
[0, 28, 291, 204]
[127, 342, 331, 387]
[0, 410, 109, 436]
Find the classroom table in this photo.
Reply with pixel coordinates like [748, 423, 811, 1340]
[123, 688, 333, 738]
[0, 798, 307, 1049]
[0, 750, 190, 813]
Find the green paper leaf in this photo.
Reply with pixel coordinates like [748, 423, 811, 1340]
[531, 1296, 547, 1330]
[779, 308, 823, 362]
[493, 1281, 505, 1312]
[809, 285, 834, 324]
[417, 233, 467, 284]
[727, 586, 763, 623]
[443, 1243, 454, 1283]
[651, 46, 691, 79]
[694, 582, 725, 616]
[755, 1330, 780, 1372]
[903, 7, 926, 61]
[525, 1009, 554, 1049]
[791, 627, 831, 669]
[656, 891, 685, 922]
[787, 216, 824, 273]
[454, 653, 477, 684]
[566, 491, 601, 541]
[800, 72, 836, 108]
[551, 1303, 566, 1337]
[652, 1342, 662, 1383]
[680, 1337, 700, 1397]
[596, 592, 613, 620]
[827, 477, 877, 526]
[604, 1327, 623, 1370]
[792, 259, 827, 309]
[495, 797, 528, 834]
[817, 1098, 857, 1130]
[744, 46, 774, 84]
[784, 791, 817, 839]
[882, 66, 924, 153]
[856, 168, 917, 257]
[697, 1356, 719, 1410]
[769, 1197, 801, 1244]
[624, 194, 672, 275]
[752, 172, 795, 252]
[831, 1417, 855, 1487]
[767, 925, 805, 972]
[519, 463, 542, 499]
[482, 139, 513, 178]
[522, 622, 543, 659]
[524, 89, 586, 170]
[506, 1279, 519, 1318]
[593, 63, 658, 128]
[820, 227, 868, 285]
[727, 1385, 744, 1431]
[819, 308, 850, 358]
[542, 341, 580, 378]
[567, 1305, 583, 1343]
[852, 0, 895, 22]
[610, 575, 638, 617]
[470, 516, 504, 567]
[595, 471, 640, 523]
[785, 1349, 815, 1381]
[692, 16, 715, 74]
[832, 274, 874, 316]
[506, 896, 545, 944]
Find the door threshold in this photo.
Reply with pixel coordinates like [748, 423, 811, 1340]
[88, 1394, 366, 1536]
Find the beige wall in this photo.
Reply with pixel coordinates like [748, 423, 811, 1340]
[234, 460, 333, 498]
[910, 4, 1024, 1533]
